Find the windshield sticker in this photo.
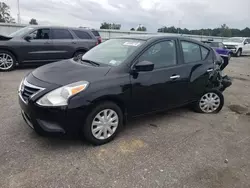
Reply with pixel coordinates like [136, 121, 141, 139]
[123, 42, 141, 46]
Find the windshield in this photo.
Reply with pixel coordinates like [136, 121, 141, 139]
[225, 38, 244, 43]
[8, 27, 34, 37]
[81, 39, 144, 66]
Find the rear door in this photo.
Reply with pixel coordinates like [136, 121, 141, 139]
[179, 40, 214, 101]
[51, 28, 76, 59]
[21, 28, 55, 63]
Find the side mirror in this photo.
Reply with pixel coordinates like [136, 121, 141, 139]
[134, 61, 154, 72]
[24, 35, 31, 41]
[244, 41, 248, 45]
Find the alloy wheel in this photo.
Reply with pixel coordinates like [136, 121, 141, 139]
[91, 109, 119, 140]
[199, 92, 221, 113]
[0, 53, 14, 70]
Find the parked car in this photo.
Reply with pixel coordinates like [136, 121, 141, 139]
[223, 37, 250, 57]
[0, 26, 98, 71]
[18, 36, 231, 145]
[202, 41, 231, 67]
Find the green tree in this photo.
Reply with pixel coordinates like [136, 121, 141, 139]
[137, 26, 147, 31]
[100, 22, 121, 30]
[220, 24, 232, 37]
[0, 2, 15, 23]
[130, 28, 135, 31]
[29, 18, 38, 25]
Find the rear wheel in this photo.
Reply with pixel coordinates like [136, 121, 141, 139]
[193, 89, 224, 113]
[0, 50, 16, 71]
[73, 51, 86, 62]
[82, 101, 123, 145]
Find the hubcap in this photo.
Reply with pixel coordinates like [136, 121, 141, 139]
[0, 53, 13, 70]
[91, 109, 119, 140]
[199, 93, 220, 113]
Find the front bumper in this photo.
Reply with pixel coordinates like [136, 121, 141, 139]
[18, 74, 89, 137]
[19, 95, 89, 136]
[230, 49, 237, 54]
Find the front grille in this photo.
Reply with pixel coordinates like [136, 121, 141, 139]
[225, 45, 236, 49]
[20, 79, 44, 103]
[22, 85, 40, 102]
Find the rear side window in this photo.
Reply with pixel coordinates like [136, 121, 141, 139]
[201, 46, 209, 60]
[181, 41, 209, 63]
[181, 41, 201, 63]
[73, 30, 92, 39]
[52, 29, 73, 39]
[91, 30, 100, 36]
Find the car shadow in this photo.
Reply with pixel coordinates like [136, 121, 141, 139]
[38, 106, 191, 149]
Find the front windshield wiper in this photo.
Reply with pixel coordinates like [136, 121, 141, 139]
[81, 59, 100, 67]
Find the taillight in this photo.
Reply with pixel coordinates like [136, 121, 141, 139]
[98, 37, 102, 44]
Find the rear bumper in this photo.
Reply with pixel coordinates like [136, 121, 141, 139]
[220, 76, 232, 92]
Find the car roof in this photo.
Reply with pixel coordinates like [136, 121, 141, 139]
[115, 34, 205, 44]
[26, 25, 91, 32]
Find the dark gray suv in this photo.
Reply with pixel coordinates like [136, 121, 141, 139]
[0, 26, 98, 71]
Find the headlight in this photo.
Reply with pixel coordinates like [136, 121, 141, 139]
[36, 81, 89, 107]
[18, 78, 24, 93]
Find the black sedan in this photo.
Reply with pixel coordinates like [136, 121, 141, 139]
[18, 35, 230, 145]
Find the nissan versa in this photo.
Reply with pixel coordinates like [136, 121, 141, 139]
[18, 36, 232, 145]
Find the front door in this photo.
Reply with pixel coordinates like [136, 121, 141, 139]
[244, 39, 250, 54]
[21, 28, 55, 63]
[129, 39, 190, 116]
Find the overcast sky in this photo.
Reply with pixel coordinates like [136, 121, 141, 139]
[6, 0, 250, 31]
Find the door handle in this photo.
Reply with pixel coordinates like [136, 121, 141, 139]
[72, 41, 77, 44]
[170, 75, 180, 79]
[207, 68, 214, 72]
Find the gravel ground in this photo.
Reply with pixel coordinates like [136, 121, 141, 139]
[0, 57, 250, 188]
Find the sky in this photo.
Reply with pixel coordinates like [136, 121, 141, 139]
[5, 0, 250, 31]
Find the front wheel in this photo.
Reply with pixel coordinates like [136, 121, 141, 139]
[193, 89, 224, 113]
[82, 101, 123, 145]
[235, 49, 242, 57]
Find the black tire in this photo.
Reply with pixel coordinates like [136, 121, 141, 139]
[192, 89, 224, 114]
[0, 50, 16, 71]
[82, 101, 123, 145]
[73, 51, 86, 62]
[235, 49, 242, 57]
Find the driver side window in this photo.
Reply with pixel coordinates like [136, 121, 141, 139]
[138, 40, 177, 69]
[28, 29, 50, 40]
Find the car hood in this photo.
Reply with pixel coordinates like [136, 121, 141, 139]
[32, 59, 111, 86]
[223, 42, 241, 46]
[0, 34, 12, 41]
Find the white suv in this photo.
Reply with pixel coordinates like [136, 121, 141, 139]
[223, 37, 250, 57]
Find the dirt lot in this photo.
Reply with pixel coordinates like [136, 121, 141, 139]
[0, 57, 250, 188]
